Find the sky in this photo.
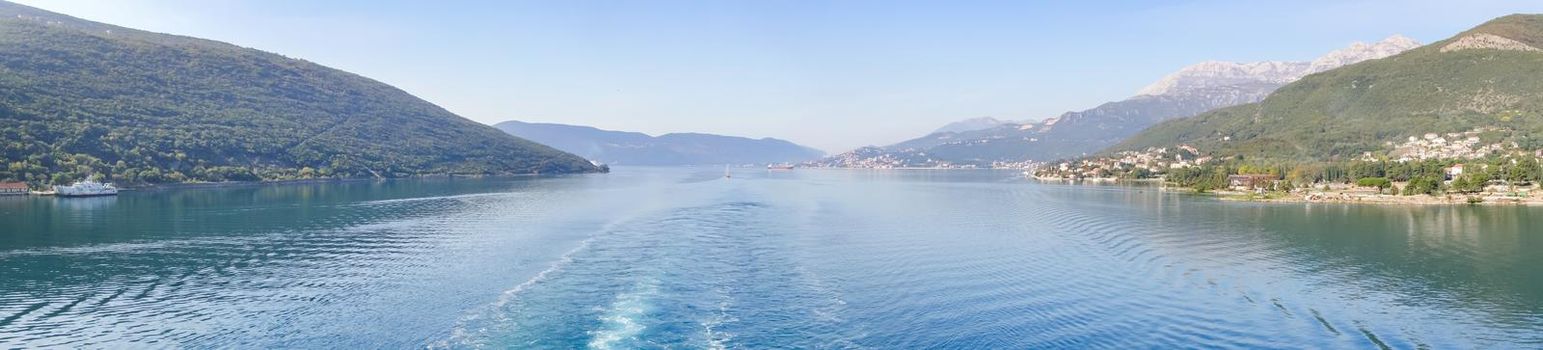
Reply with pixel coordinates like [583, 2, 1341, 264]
[12, 0, 1543, 153]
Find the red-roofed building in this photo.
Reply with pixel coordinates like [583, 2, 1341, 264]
[0, 182, 27, 195]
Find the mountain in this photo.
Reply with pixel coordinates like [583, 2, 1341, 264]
[1113, 14, 1543, 161]
[1134, 61, 1309, 97]
[812, 35, 1419, 168]
[0, 2, 602, 186]
[932, 117, 1009, 134]
[495, 121, 825, 166]
[1137, 35, 1421, 97]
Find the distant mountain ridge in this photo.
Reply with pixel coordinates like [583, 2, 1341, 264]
[496, 121, 825, 166]
[1138, 35, 1421, 96]
[811, 35, 1420, 168]
[932, 117, 1010, 134]
[0, 1, 601, 187]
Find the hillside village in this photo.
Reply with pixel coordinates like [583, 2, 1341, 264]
[1383, 128, 1514, 162]
[1036, 145, 1211, 180]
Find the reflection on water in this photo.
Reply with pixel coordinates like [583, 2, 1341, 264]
[52, 196, 117, 211]
[0, 169, 1540, 348]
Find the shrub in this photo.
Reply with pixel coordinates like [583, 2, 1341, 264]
[1356, 177, 1393, 193]
[1403, 176, 1442, 196]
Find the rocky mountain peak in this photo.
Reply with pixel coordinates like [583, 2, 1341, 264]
[1134, 60, 1308, 96]
[1307, 35, 1423, 73]
[1137, 35, 1421, 97]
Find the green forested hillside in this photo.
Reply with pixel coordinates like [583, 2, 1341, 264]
[1113, 14, 1543, 161]
[0, 2, 601, 187]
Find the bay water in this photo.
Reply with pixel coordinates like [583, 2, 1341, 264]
[1, 167, 1540, 348]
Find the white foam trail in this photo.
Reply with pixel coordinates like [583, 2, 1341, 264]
[587, 282, 657, 350]
[440, 236, 595, 348]
[701, 287, 737, 350]
[492, 238, 592, 308]
[351, 192, 514, 206]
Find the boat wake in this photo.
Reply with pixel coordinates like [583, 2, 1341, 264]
[438, 235, 596, 348]
[587, 282, 659, 350]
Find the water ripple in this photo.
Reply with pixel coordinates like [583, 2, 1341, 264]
[3, 170, 1541, 348]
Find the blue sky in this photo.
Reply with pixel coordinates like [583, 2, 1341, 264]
[14, 0, 1543, 152]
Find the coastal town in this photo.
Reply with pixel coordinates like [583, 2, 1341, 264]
[803, 145, 1044, 169]
[1032, 129, 1543, 205]
[1034, 145, 1210, 181]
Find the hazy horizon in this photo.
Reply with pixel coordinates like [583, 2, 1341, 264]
[13, 0, 1543, 152]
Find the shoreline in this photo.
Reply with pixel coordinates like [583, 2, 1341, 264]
[128, 177, 375, 191]
[20, 172, 593, 194]
[132, 173, 581, 190]
[1213, 190, 1543, 206]
[801, 167, 1010, 171]
[1034, 177, 1543, 206]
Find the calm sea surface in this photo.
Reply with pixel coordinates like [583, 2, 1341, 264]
[1, 167, 1541, 348]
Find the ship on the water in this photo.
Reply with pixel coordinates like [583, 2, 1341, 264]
[53, 180, 119, 197]
[767, 164, 796, 170]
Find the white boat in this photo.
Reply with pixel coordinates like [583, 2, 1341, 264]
[53, 180, 119, 197]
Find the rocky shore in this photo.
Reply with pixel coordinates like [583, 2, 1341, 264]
[1035, 177, 1543, 206]
[1200, 182, 1543, 205]
[1218, 190, 1542, 205]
